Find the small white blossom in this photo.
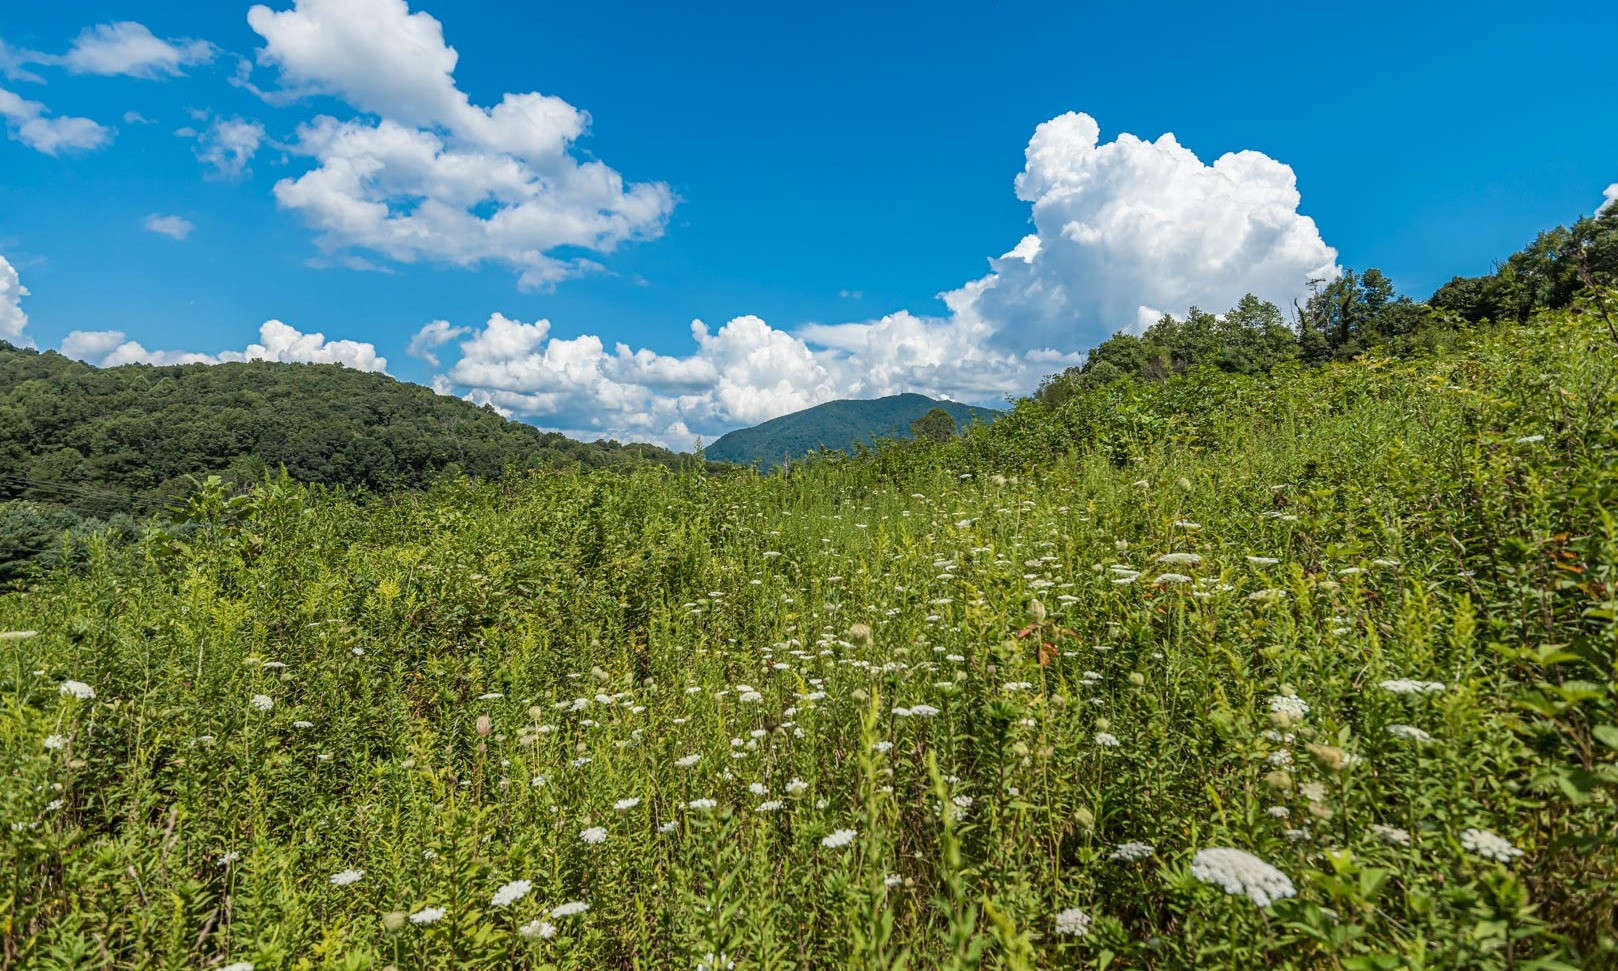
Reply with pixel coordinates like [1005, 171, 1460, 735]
[551, 900, 589, 918]
[579, 826, 607, 844]
[249, 694, 274, 712]
[519, 919, 557, 939]
[329, 869, 364, 887]
[58, 680, 95, 700]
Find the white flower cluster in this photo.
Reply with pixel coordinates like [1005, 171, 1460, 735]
[491, 879, 532, 906]
[821, 828, 857, 849]
[1460, 828, 1523, 863]
[1109, 841, 1154, 861]
[58, 680, 96, 700]
[1267, 695, 1309, 719]
[1379, 679, 1445, 695]
[1053, 907, 1091, 936]
[1190, 848, 1296, 906]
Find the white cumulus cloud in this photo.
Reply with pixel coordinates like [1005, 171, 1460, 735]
[1600, 182, 1618, 216]
[57, 22, 215, 79]
[143, 213, 195, 239]
[61, 320, 387, 372]
[955, 111, 1337, 351]
[1, 253, 31, 347]
[245, 0, 673, 289]
[406, 319, 466, 367]
[0, 86, 112, 155]
[189, 116, 265, 179]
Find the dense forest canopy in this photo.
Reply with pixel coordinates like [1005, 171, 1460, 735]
[0, 344, 687, 518]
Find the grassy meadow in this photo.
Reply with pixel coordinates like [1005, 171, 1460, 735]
[4, 306, 1617, 968]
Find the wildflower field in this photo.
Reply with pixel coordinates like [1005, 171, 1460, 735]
[4, 308, 1618, 969]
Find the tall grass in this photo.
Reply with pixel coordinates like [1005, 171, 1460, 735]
[3, 305, 1616, 968]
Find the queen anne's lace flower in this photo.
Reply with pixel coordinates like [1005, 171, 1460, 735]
[491, 879, 532, 906]
[821, 828, 857, 849]
[1268, 695, 1309, 719]
[579, 826, 607, 844]
[410, 907, 445, 925]
[1386, 724, 1432, 743]
[1379, 679, 1445, 695]
[1155, 552, 1203, 567]
[1190, 848, 1296, 906]
[250, 694, 273, 712]
[1053, 907, 1091, 936]
[1109, 841, 1154, 861]
[58, 680, 95, 700]
[329, 869, 364, 887]
[1461, 828, 1523, 863]
[1370, 824, 1411, 846]
[550, 901, 589, 918]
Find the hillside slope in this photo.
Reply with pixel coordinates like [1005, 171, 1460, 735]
[705, 392, 999, 466]
[4, 306, 1614, 966]
[0, 341, 683, 518]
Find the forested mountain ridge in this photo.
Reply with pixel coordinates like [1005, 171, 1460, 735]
[704, 393, 1000, 468]
[0, 342, 686, 519]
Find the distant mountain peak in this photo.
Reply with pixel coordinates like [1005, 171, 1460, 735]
[705, 393, 999, 468]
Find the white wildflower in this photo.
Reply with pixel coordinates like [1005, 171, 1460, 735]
[551, 900, 589, 918]
[1378, 679, 1445, 695]
[1370, 824, 1411, 846]
[1461, 828, 1523, 863]
[1093, 732, 1120, 748]
[249, 694, 273, 712]
[1190, 848, 1296, 906]
[491, 879, 532, 907]
[58, 680, 95, 700]
[519, 919, 557, 939]
[410, 907, 445, 925]
[613, 797, 641, 811]
[1386, 724, 1432, 743]
[329, 869, 364, 887]
[1053, 907, 1091, 937]
[43, 734, 69, 751]
[579, 826, 607, 844]
[821, 828, 858, 849]
[1109, 841, 1154, 861]
[1155, 553, 1203, 567]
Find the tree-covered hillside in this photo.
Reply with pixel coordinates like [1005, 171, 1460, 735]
[1036, 203, 1618, 404]
[704, 393, 1000, 467]
[0, 342, 685, 519]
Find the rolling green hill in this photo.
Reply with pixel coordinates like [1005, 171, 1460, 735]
[0, 341, 686, 520]
[704, 392, 999, 467]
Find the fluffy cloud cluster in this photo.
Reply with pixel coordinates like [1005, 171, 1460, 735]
[245, 0, 673, 289]
[1, 253, 30, 346]
[62, 320, 386, 372]
[1601, 183, 1618, 216]
[957, 112, 1338, 350]
[0, 86, 111, 155]
[424, 112, 1335, 446]
[415, 311, 1058, 446]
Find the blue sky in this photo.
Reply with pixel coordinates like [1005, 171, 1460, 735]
[2, 0, 1614, 446]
